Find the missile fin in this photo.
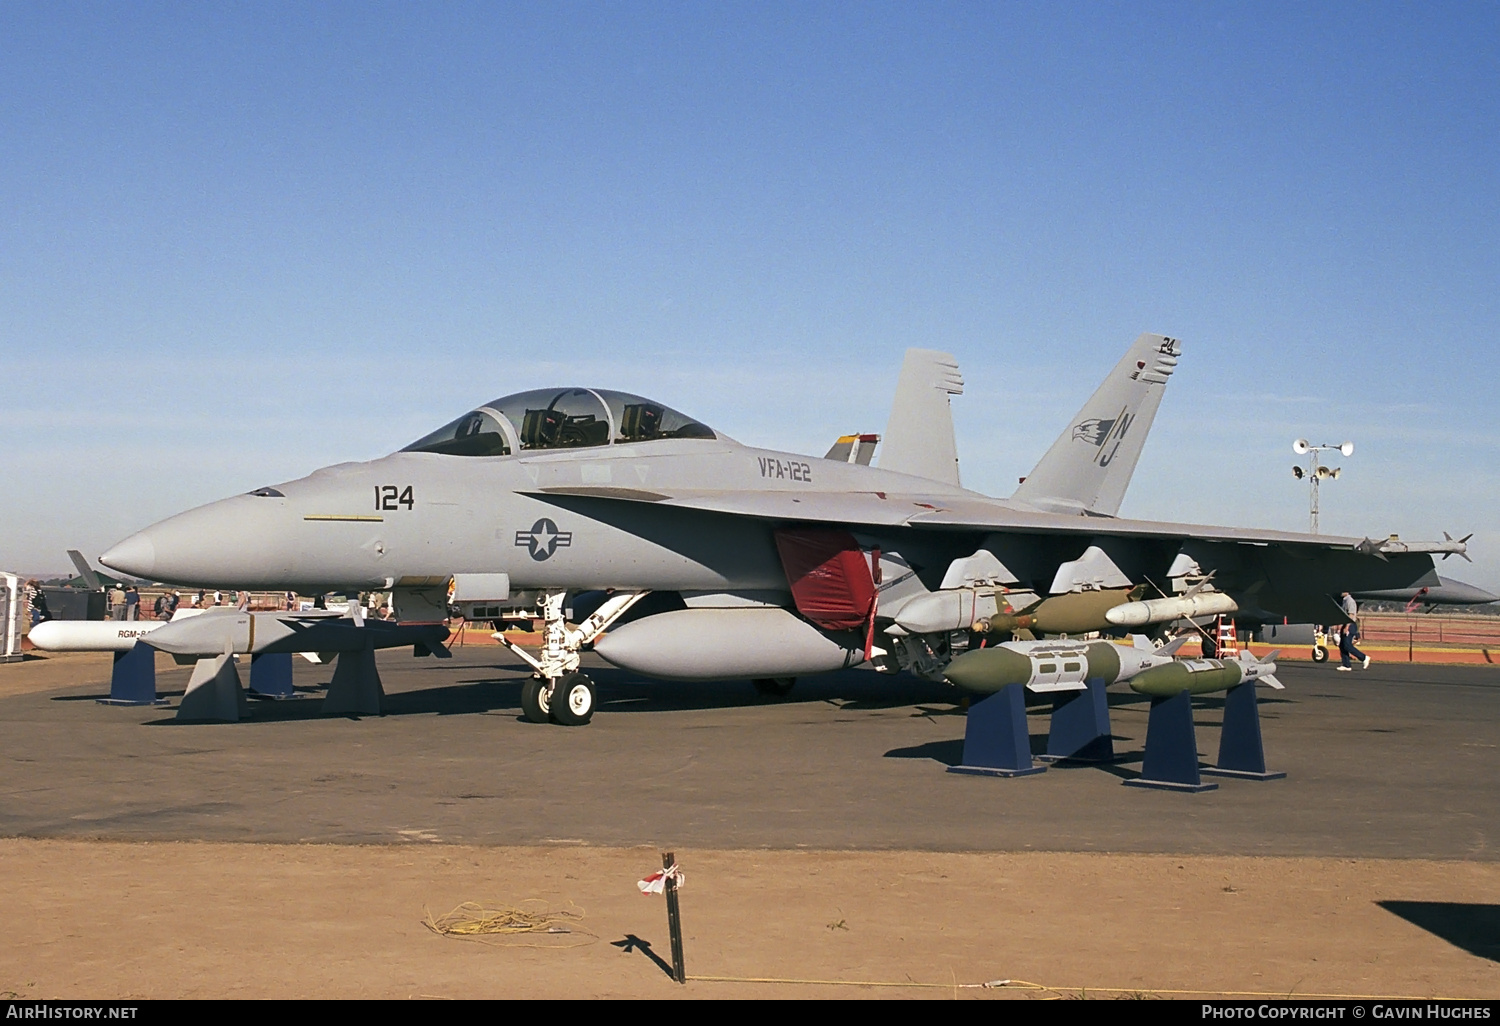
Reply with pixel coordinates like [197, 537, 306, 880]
[1158, 635, 1190, 657]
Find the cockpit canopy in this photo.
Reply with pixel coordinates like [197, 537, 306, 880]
[401, 388, 716, 457]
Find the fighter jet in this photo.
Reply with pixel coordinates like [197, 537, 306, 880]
[99, 333, 1472, 725]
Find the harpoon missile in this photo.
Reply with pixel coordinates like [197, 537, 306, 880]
[28, 619, 166, 652]
[1126, 652, 1282, 697]
[944, 637, 1177, 695]
[139, 608, 450, 658]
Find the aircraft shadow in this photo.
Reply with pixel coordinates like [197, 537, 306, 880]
[884, 737, 1148, 778]
[572, 666, 955, 715]
[1377, 901, 1500, 962]
[141, 683, 528, 725]
[134, 667, 957, 724]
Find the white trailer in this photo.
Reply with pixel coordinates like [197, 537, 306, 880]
[1, 573, 24, 663]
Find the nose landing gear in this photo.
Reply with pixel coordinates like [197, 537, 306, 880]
[550, 672, 596, 725]
[500, 590, 646, 726]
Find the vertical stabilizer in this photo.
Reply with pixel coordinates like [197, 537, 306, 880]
[1012, 334, 1180, 516]
[67, 550, 103, 591]
[878, 349, 964, 487]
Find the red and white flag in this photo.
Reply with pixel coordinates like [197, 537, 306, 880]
[637, 863, 684, 895]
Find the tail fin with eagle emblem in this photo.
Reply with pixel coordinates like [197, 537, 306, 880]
[1010, 333, 1180, 516]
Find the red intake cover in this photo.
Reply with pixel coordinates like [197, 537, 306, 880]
[773, 528, 877, 631]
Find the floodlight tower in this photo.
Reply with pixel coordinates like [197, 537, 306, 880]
[1292, 439, 1354, 533]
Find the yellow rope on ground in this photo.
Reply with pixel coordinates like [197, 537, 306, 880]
[690, 976, 1462, 1000]
[422, 899, 597, 948]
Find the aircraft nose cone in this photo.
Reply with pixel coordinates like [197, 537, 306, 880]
[100, 533, 156, 578]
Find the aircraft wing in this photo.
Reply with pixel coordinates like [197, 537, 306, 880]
[525, 484, 1462, 557]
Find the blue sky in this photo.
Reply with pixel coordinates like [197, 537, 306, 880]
[3, 2, 1497, 589]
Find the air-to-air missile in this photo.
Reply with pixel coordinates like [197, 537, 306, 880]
[1103, 591, 1238, 627]
[943, 636, 1182, 695]
[1126, 651, 1282, 697]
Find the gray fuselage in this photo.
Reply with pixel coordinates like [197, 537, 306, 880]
[103, 436, 977, 593]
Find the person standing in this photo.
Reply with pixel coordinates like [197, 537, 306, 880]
[236, 590, 250, 611]
[166, 591, 181, 619]
[1337, 591, 1370, 671]
[124, 585, 140, 621]
[27, 581, 51, 627]
[109, 584, 127, 621]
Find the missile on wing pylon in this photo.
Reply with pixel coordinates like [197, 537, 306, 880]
[1104, 591, 1238, 627]
[972, 587, 1240, 636]
[944, 637, 1174, 695]
[974, 587, 1139, 637]
[1127, 652, 1282, 697]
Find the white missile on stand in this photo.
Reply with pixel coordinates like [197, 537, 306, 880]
[27, 609, 205, 652]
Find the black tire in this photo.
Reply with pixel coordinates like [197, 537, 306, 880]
[752, 677, 796, 698]
[550, 672, 596, 726]
[521, 678, 553, 723]
[1312, 645, 1329, 664]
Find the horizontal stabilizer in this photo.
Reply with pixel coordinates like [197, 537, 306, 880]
[824, 433, 880, 466]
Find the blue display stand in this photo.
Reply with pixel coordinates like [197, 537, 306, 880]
[97, 643, 166, 706]
[948, 684, 1046, 778]
[248, 652, 298, 699]
[1203, 682, 1286, 780]
[1040, 677, 1114, 762]
[1123, 690, 1217, 792]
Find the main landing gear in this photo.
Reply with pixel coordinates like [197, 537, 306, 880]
[501, 589, 647, 727]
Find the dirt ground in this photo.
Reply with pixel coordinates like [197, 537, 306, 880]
[3, 651, 1496, 1000]
[0, 652, 120, 699]
[0, 839, 1495, 1000]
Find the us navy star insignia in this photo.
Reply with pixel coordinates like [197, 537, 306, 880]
[515, 518, 572, 561]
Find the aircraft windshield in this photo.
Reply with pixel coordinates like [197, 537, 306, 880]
[401, 409, 511, 457]
[400, 388, 714, 456]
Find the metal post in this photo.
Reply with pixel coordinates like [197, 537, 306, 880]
[1309, 450, 1320, 533]
[663, 852, 686, 984]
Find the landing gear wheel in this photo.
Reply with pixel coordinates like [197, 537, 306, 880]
[521, 678, 553, 723]
[1312, 645, 1329, 664]
[550, 672, 596, 726]
[752, 677, 796, 698]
